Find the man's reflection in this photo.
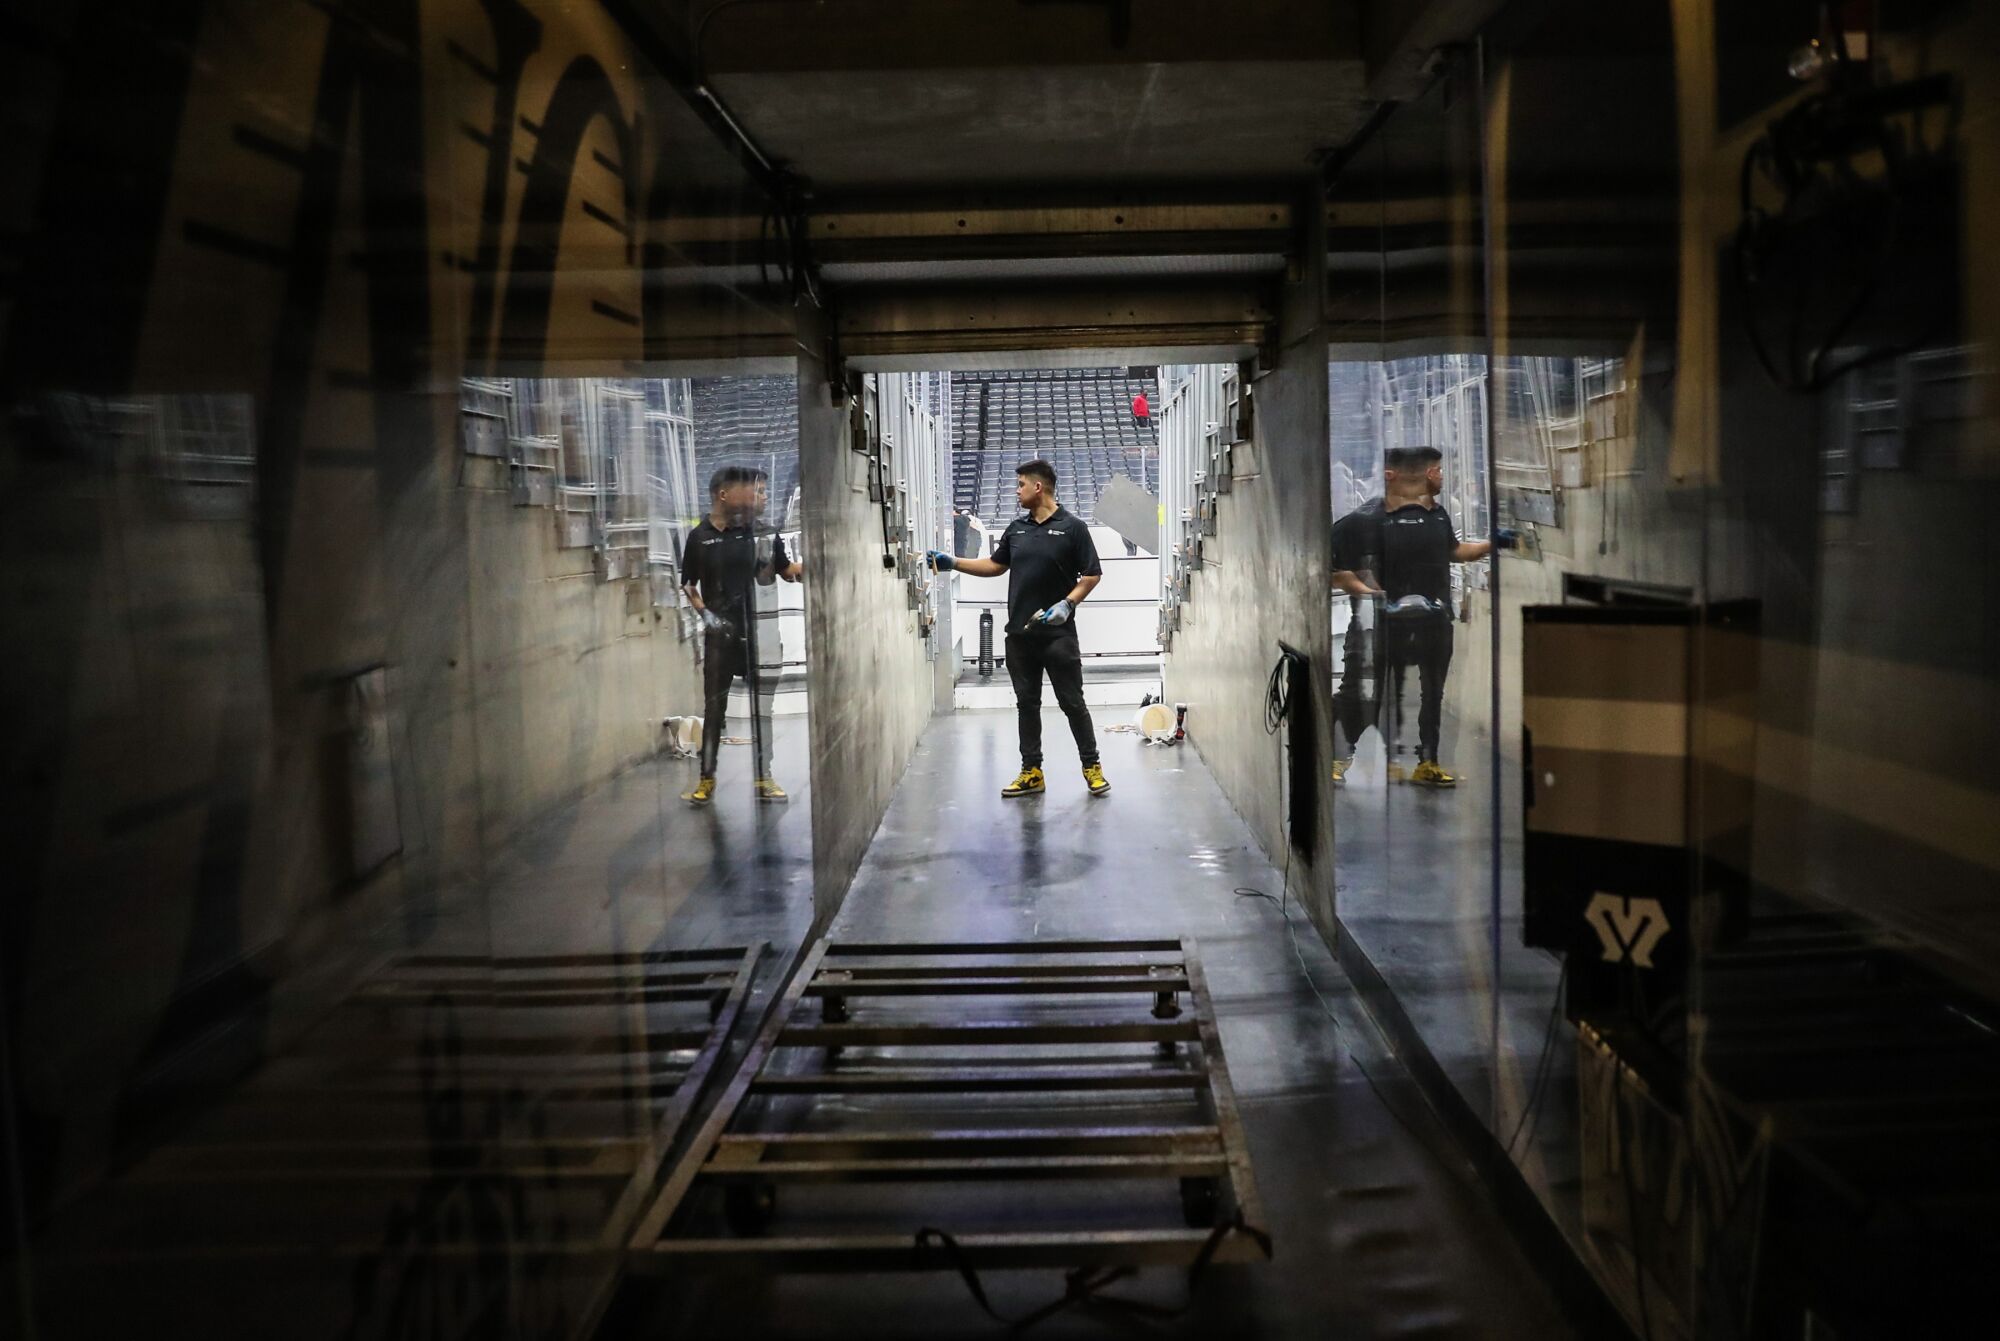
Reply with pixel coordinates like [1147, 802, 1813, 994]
[1329, 446, 1510, 788]
[678, 465, 803, 806]
[1329, 508, 1381, 787]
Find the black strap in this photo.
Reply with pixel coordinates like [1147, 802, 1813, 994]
[914, 1227, 1009, 1324]
[915, 1214, 1273, 1334]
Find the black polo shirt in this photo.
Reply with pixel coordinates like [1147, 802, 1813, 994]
[680, 518, 788, 626]
[1332, 496, 1456, 604]
[992, 505, 1101, 638]
[1330, 497, 1386, 587]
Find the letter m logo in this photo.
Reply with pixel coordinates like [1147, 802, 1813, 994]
[1583, 893, 1671, 968]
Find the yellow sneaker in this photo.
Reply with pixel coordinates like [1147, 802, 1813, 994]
[1410, 760, 1457, 788]
[1330, 758, 1350, 786]
[1083, 763, 1111, 797]
[683, 776, 716, 807]
[1001, 767, 1045, 798]
[754, 778, 789, 804]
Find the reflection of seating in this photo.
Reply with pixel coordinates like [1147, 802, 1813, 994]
[947, 367, 1160, 523]
[692, 378, 801, 524]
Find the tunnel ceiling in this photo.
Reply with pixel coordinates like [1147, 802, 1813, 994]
[711, 62, 1373, 192]
[612, 0, 1514, 362]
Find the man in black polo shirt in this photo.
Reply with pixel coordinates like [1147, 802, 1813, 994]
[1329, 446, 1508, 787]
[1328, 495, 1385, 783]
[679, 465, 803, 807]
[926, 459, 1109, 798]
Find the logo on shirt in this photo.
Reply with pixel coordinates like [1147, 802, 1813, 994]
[1047, 529, 1066, 536]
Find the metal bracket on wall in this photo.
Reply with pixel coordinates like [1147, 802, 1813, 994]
[1228, 380, 1253, 445]
[849, 400, 870, 455]
[827, 333, 853, 406]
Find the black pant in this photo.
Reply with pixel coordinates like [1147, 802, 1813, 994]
[1006, 632, 1097, 769]
[1384, 617, 1452, 763]
[1332, 659, 1377, 761]
[699, 626, 774, 777]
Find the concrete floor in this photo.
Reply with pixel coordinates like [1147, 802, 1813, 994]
[647, 708, 1576, 1339]
[27, 705, 1578, 1339]
[1332, 698, 1586, 1254]
[25, 722, 822, 1340]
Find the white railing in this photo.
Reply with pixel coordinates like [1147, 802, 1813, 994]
[868, 371, 950, 654]
[460, 374, 699, 597]
[1154, 363, 1239, 648]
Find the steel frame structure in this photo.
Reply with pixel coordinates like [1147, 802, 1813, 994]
[361, 943, 770, 1252]
[92, 945, 765, 1260]
[458, 374, 702, 595]
[625, 936, 1269, 1277]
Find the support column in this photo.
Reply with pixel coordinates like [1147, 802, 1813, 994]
[797, 300, 934, 926]
[1161, 182, 1339, 936]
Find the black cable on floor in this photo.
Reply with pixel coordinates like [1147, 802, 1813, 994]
[1613, 1070, 1657, 1341]
[1503, 958, 1571, 1162]
[916, 1212, 1271, 1332]
[1229, 884, 1455, 1163]
[1264, 650, 1292, 736]
[1246, 647, 1450, 1152]
[1263, 646, 1298, 916]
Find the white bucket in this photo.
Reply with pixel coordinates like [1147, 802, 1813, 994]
[662, 716, 704, 757]
[1133, 702, 1176, 743]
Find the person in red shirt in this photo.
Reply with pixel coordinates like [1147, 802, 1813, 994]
[1131, 389, 1149, 427]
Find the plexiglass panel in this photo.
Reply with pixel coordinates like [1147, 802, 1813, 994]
[0, 7, 817, 1335]
[1327, 4, 1999, 1337]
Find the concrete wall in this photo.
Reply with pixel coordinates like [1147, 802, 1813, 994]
[797, 310, 937, 921]
[1164, 188, 1340, 934]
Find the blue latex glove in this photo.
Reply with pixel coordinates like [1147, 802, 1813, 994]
[926, 549, 957, 572]
[1034, 598, 1074, 627]
[1494, 527, 1520, 551]
[699, 609, 728, 634]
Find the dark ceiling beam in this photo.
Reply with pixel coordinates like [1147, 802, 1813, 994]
[1317, 96, 1404, 193]
[835, 278, 1273, 361]
[1362, 0, 1507, 99]
[642, 190, 1668, 266]
[656, 197, 1297, 267]
[690, 0, 1361, 74]
[595, 0, 807, 218]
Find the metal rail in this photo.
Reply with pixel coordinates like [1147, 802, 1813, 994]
[52, 945, 765, 1284]
[626, 936, 1269, 1277]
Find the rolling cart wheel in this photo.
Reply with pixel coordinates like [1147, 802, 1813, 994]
[823, 993, 849, 1062]
[1180, 1176, 1218, 1229]
[724, 1183, 777, 1237]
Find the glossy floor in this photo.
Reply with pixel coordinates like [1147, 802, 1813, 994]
[643, 708, 1575, 1339]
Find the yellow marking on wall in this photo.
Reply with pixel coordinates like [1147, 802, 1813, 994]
[1525, 695, 1688, 757]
